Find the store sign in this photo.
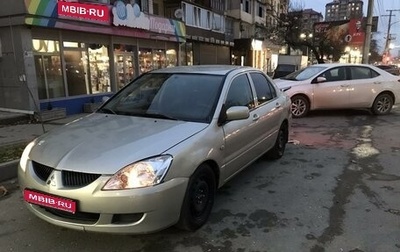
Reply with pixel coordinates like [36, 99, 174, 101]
[112, 1, 150, 29]
[58, 1, 110, 23]
[149, 17, 176, 35]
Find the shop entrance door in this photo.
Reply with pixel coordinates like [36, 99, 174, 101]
[115, 52, 135, 90]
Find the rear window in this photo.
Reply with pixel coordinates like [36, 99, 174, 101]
[276, 64, 296, 71]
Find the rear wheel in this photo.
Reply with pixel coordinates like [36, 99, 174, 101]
[371, 93, 393, 115]
[266, 123, 288, 160]
[291, 95, 310, 118]
[176, 164, 216, 231]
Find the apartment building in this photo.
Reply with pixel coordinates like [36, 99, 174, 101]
[226, 0, 288, 73]
[325, 0, 363, 21]
[164, 0, 233, 65]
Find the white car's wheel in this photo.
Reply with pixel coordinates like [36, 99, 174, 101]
[291, 95, 310, 118]
[372, 93, 393, 115]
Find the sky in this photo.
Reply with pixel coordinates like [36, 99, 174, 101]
[297, 0, 400, 53]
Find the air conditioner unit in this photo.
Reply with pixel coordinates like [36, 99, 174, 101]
[174, 8, 183, 19]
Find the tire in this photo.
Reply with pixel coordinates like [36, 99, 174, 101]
[266, 123, 288, 160]
[176, 164, 216, 231]
[291, 95, 310, 118]
[371, 93, 393, 115]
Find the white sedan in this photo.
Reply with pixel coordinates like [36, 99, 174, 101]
[275, 63, 400, 117]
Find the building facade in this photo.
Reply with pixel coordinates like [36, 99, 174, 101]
[226, 0, 288, 74]
[325, 0, 363, 22]
[0, 0, 233, 115]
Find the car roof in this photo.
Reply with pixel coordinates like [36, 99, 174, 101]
[150, 65, 256, 75]
[308, 63, 376, 68]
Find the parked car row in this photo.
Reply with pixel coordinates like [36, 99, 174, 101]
[18, 63, 400, 235]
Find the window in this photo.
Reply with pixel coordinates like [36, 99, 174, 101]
[350, 67, 379, 80]
[193, 7, 201, 26]
[320, 67, 347, 82]
[32, 39, 65, 100]
[212, 14, 224, 32]
[225, 74, 254, 109]
[250, 73, 276, 105]
[258, 5, 263, 18]
[242, 0, 251, 14]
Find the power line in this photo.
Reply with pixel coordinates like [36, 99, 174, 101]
[382, 9, 400, 63]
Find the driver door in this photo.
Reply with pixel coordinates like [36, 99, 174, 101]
[312, 66, 351, 109]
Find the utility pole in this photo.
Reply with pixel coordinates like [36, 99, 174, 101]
[362, 0, 374, 64]
[382, 9, 400, 64]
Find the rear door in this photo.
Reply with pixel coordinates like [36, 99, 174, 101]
[347, 66, 381, 107]
[248, 72, 283, 152]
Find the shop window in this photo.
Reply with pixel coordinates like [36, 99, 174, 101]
[64, 50, 89, 96]
[139, 49, 153, 74]
[153, 49, 166, 70]
[63, 42, 85, 48]
[32, 39, 65, 100]
[166, 49, 177, 68]
[88, 45, 111, 93]
[181, 43, 193, 66]
[114, 44, 136, 89]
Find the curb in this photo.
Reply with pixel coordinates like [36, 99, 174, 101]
[0, 159, 19, 182]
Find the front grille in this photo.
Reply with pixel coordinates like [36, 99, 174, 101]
[62, 170, 101, 187]
[32, 161, 53, 181]
[31, 161, 101, 187]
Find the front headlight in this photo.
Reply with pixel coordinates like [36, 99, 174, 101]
[102, 155, 173, 190]
[19, 141, 35, 172]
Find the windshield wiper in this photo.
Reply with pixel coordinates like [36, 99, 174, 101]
[144, 112, 179, 120]
[281, 76, 298, 81]
[98, 107, 117, 115]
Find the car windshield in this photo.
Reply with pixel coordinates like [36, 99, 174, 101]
[98, 73, 224, 123]
[281, 66, 327, 81]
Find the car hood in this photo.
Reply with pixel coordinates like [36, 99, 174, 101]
[274, 78, 310, 90]
[29, 113, 208, 174]
[274, 78, 298, 89]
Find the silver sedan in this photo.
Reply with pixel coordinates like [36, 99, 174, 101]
[18, 65, 291, 234]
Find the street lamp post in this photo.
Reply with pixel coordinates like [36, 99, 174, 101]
[300, 33, 313, 64]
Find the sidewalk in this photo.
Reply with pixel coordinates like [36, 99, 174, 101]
[0, 111, 88, 181]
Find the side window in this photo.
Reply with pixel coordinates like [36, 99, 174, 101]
[350, 67, 378, 79]
[320, 67, 346, 82]
[250, 72, 276, 105]
[225, 74, 254, 109]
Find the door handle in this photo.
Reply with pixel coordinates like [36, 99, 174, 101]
[253, 114, 260, 121]
[275, 102, 281, 109]
[374, 81, 381, 84]
[340, 84, 349, 87]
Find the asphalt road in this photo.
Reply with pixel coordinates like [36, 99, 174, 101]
[1, 108, 399, 252]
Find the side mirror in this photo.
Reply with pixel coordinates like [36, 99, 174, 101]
[316, 77, 327, 83]
[226, 106, 250, 121]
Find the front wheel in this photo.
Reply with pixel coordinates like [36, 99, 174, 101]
[371, 93, 393, 115]
[176, 164, 216, 231]
[291, 95, 310, 118]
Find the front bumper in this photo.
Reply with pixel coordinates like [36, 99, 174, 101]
[18, 161, 188, 234]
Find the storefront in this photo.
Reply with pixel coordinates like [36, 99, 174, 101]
[232, 38, 279, 73]
[0, 0, 185, 115]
